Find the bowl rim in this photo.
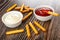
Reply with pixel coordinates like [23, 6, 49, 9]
[2, 11, 23, 25]
[34, 5, 54, 17]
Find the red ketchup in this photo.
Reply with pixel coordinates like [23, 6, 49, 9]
[35, 7, 53, 16]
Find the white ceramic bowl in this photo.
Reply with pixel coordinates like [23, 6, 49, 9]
[34, 5, 54, 21]
[2, 11, 23, 28]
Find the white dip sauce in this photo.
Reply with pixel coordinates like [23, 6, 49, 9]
[4, 13, 20, 24]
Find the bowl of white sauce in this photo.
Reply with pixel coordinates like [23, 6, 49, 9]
[2, 11, 23, 28]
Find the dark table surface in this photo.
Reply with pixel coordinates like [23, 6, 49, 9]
[0, 0, 60, 40]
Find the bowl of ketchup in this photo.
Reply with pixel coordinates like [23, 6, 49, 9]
[34, 5, 54, 21]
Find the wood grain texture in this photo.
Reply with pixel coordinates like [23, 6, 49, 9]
[47, 16, 60, 40]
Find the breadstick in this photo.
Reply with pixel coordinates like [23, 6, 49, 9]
[22, 9, 30, 13]
[33, 21, 46, 32]
[15, 6, 29, 10]
[25, 24, 31, 38]
[29, 22, 38, 35]
[7, 4, 17, 12]
[24, 6, 29, 8]
[6, 29, 24, 35]
[15, 7, 21, 10]
[22, 12, 32, 21]
[24, 6, 29, 9]
[48, 11, 59, 16]
[29, 8, 34, 11]
[24, 6, 34, 10]
[20, 4, 24, 11]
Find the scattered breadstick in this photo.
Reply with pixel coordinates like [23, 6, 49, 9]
[24, 6, 34, 11]
[25, 24, 31, 38]
[6, 29, 24, 35]
[15, 7, 21, 10]
[24, 6, 29, 9]
[7, 4, 17, 12]
[14, 4, 33, 13]
[29, 22, 38, 35]
[24, 6, 29, 8]
[33, 21, 46, 32]
[20, 4, 24, 12]
[22, 12, 32, 21]
[29, 8, 34, 11]
[22, 9, 30, 13]
[48, 11, 59, 16]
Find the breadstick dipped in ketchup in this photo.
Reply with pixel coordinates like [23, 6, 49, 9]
[48, 11, 59, 16]
[41, 10, 59, 16]
[35, 7, 59, 16]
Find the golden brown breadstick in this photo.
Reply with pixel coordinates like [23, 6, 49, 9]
[48, 11, 59, 16]
[6, 29, 24, 35]
[29, 8, 34, 11]
[15, 7, 21, 10]
[22, 12, 32, 21]
[24, 6, 34, 11]
[7, 4, 17, 12]
[25, 24, 31, 38]
[24, 6, 29, 9]
[33, 21, 46, 32]
[22, 9, 30, 13]
[29, 22, 38, 35]
[25, 6, 29, 8]
[20, 4, 24, 11]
